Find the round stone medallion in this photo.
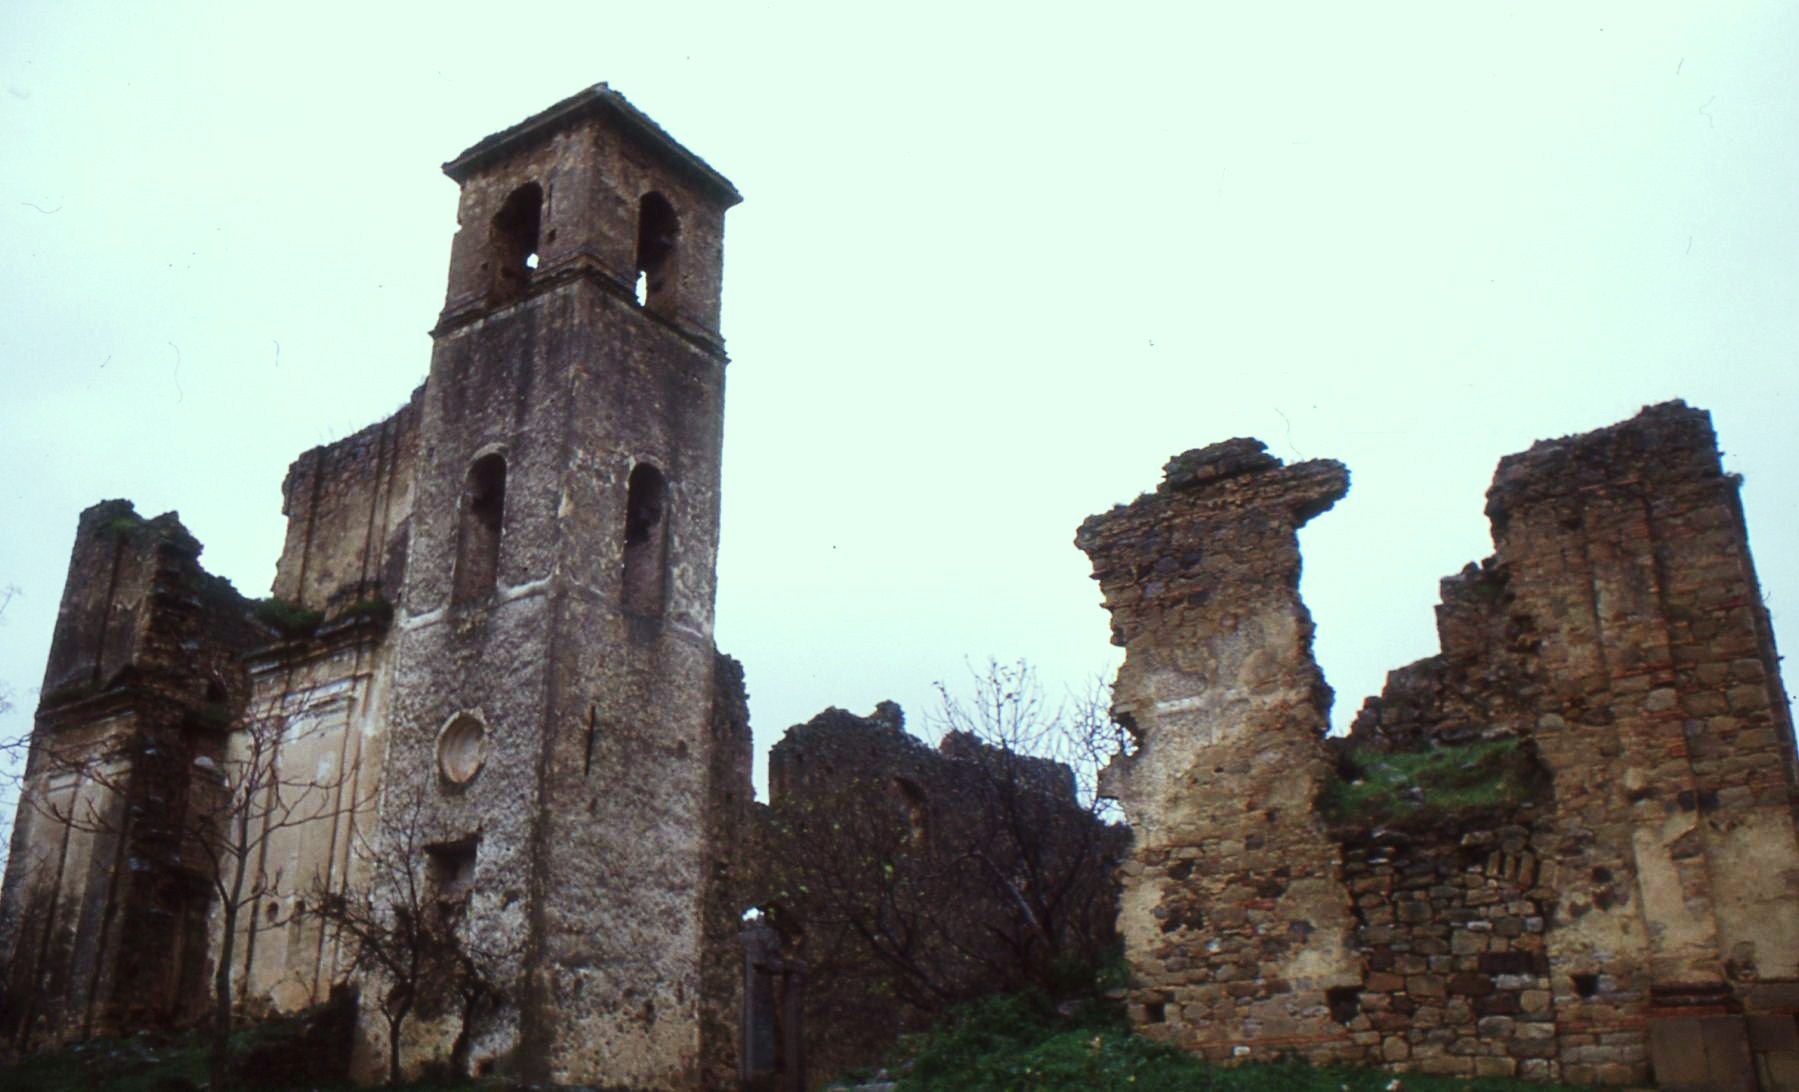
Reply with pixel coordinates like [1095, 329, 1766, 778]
[437, 712, 487, 785]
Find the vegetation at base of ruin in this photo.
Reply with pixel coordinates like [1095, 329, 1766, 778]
[252, 596, 326, 636]
[0, 1013, 489, 1091]
[872, 991, 1599, 1091]
[0, 1007, 420, 1092]
[1320, 736, 1546, 828]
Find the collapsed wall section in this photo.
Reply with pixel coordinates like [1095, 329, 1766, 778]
[1485, 402, 1798, 1087]
[1351, 402, 1799, 1085]
[271, 388, 422, 613]
[226, 398, 421, 1020]
[1086, 403, 1799, 1089]
[1075, 439, 1361, 1063]
[0, 503, 259, 1050]
[757, 702, 1122, 1085]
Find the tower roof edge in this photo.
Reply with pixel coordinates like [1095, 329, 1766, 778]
[442, 82, 742, 207]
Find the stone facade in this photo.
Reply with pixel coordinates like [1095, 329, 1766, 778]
[0, 86, 755, 1089]
[1080, 403, 1799, 1089]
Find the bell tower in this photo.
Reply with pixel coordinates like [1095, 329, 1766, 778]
[380, 85, 741, 1085]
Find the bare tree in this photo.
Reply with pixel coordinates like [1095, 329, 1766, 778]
[308, 785, 507, 1085]
[25, 702, 371, 1088]
[927, 658, 1128, 988]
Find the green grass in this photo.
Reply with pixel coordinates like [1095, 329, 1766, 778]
[0, 1030, 208, 1091]
[0, 1014, 481, 1091]
[102, 512, 148, 540]
[875, 992, 1593, 1092]
[1319, 737, 1544, 828]
[252, 597, 325, 637]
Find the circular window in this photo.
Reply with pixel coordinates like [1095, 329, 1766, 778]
[438, 712, 487, 785]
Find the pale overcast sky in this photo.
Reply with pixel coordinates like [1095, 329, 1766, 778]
[2, 4, 1795, 807]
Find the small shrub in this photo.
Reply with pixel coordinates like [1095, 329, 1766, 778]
[103, 512, 147, 540]
[340, 595, 395, 625]
[253, 597, 325, 636]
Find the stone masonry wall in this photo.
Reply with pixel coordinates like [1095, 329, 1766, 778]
[1083, 403, 1799, 1089]
[758, 702, 1122, 1085]
[271, 387, 421, 613]
[0, 503, 259, 1051]
[2, 89, 755, 1091]
[1075, 439, 1362, 1064]
[1335, 816, 1568, 1080]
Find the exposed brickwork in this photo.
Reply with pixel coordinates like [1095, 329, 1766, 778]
[1335, 818, 1567, 1080]
[1082, 404, 1799, 1087]
[1076, 439, 1361, 1063]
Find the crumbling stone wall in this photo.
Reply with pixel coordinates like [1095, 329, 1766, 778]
[1333, 812, 1566, 1079]
[225, 402, 422, 1019]
[0, 502, 259, 1050]
[700, 653, 755, 1090]
[1083, 403, 1799, 1088]
[270, 387, 421, 614]
[1076, 439, 1363, 1064]
[756, 702, 1123, 1085]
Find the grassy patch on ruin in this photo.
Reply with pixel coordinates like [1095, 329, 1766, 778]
[1319, 736, 1545, 828]
[252, 596, 325, 636]
[877, 991, 1594, 1090]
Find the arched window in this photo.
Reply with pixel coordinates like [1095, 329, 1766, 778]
[452, 453, 506, 604]
[634, 192, 679, 313]
[622, 463, 669, 615]
[489, 183, 543, 305]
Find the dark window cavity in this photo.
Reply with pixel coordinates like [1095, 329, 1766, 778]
[634, 192, 679, 313]
[490, 183, 543, 304]
[622, 462, 669, 615]
[424, 838, 478, 930]
[452, 453, 506, 604]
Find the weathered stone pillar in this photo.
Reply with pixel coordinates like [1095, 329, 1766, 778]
[1485, 402, 1799, 1088]
[1077, 438, 1361, 1063]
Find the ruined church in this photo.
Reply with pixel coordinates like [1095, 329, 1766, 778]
[3, 87, 1797, 1091]
[0, 86, 755, 1087]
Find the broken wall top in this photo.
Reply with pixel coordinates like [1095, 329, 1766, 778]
[1486, 400, 1723, 529]
[40, 500, 258, 705]
[1076, 439, 1347, 651]
[272, 387, 422, 613]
